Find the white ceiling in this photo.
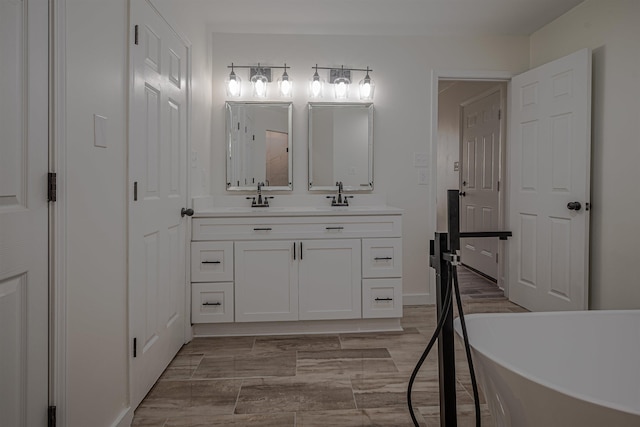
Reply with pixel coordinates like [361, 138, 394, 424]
[162, 0, 585, 36]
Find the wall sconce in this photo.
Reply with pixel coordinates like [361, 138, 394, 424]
[226, 63, 292, 99]
[359, 67, 375, 101]
[277, 63, 292, 98]
[310, 65, 374, 100]
[225, 63, 242, 97]
[309, 64, 324, 98]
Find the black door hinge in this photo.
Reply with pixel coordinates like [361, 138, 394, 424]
[134, 25, 139, 45]
[133, 182, 138, 201]
[48, 406, 56, 427]
[48, 172, 57, 202]
[498, 109, 502, 120]
[133, 337, 137, 358]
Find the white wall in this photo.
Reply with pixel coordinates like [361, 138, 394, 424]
[208, 33, 529, 302]
[530, 0, 640, 309]
[65, 0, 129, 425]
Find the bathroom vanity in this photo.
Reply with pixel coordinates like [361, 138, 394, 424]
[190, 205, 403, 336]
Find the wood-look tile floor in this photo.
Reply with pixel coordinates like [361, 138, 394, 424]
[133, 288, 525, 426]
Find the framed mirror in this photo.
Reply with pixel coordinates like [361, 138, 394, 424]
[226, 101, 293, 191]
[308, 102, 373, 191]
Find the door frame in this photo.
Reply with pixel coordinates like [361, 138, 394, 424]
[429, 70, 512, 302]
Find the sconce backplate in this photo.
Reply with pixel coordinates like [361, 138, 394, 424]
[250, 67, 272, 82]
[329, 69, 351, 83]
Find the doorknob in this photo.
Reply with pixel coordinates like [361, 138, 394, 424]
[181, 207, 194, 217]
[567, 202, 582, 211]
[459, 191, 466, 197]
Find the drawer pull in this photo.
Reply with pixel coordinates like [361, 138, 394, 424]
[374, 257, 393, 261]
[201, 261, 221, 264]
[202, 302, 221, 306]
[253, 227, 272, 231]
[375, 297, 393, 302]
[325, 226, 344, 230]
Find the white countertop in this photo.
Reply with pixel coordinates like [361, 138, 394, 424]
[194, 205, 403, 218]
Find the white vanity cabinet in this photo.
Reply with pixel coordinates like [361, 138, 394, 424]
[234, 240, 298, 322]
[190, 207, 403, 334]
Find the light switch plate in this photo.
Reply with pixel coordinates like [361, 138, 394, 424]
[94, 114, 108, 148]
[418, 168, 429, 185]
[413, 152, 429, 168]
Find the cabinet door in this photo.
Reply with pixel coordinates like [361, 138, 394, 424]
[235, 240, 298, 322]
[298, 239, 362, 320]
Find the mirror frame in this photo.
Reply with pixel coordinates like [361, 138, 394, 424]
[308, 102, 374, 191]
[225, 101, 293, 191]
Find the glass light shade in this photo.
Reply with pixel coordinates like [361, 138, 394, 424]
[225, 72, 241, 97]
[309, 77, 324, 98]
[251, 73, 268, 98]
[359, 75, 375, 100]
[278, 72, 293, 97]
[334, 76, 350, 99]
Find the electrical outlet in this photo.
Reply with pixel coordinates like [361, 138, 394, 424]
[454, 161, 460, 172]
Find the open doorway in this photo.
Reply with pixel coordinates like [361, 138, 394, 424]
[436, 80, 508, 296]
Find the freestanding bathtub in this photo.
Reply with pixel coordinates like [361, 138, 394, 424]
[454, 310, 640, 427]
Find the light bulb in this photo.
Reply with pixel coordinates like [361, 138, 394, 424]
[280, 79, 291, 96]
[336, 81, 347, 98]
[361, 82, 371, 98]
[255, 79, 266, 97]
[228, 79, 240, 96]
[311, 80, 322, 97]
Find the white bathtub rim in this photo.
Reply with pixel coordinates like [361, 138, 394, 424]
[454, 310, 640, 418]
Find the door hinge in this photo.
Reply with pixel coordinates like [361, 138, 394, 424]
[134, 25, 139, 45]
[133, 337, 137, 358]
[498, 109, 502, 120]
[496, 253, 499, 263]
[48, 406, 56, 427]
[48, 172, 57, 202]
[497, 181, 500, 192]
[133, 182, 138, 201]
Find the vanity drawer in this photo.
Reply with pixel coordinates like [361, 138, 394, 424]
[192, 215, 402, 241]
[192, 282, 234, 323]
[191, 241, 234, 282]
[362, 238, 402, 278]
[362, 279, 402, 318]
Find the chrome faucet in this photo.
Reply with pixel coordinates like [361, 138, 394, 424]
[326, 181, 353, 207]
[246, 182, 273, 207]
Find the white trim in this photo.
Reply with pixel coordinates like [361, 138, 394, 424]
[403, 293, 431, 306]
[429, 69, 513, 300]
[51, 0, 68, 425]
[111, 407, 133, 427]
[193, 317, 402, 337]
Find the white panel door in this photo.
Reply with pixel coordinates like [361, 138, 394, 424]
[130, 0, 189, 408]
[0, 0, 49, 425]
[460, 89, 502, 279]
[234, 240, 298, 322]
[298, 239, 362, 320]
[509, 49, 591, 311]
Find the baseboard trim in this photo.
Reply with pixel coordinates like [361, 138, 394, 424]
[193, 317, 402, 337]
[403, 293, 433, 306]
[111, 406, 133, 427]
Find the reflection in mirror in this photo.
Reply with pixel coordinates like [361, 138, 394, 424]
[226, 102, 292, 190]
[308, 103, 373, 191]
